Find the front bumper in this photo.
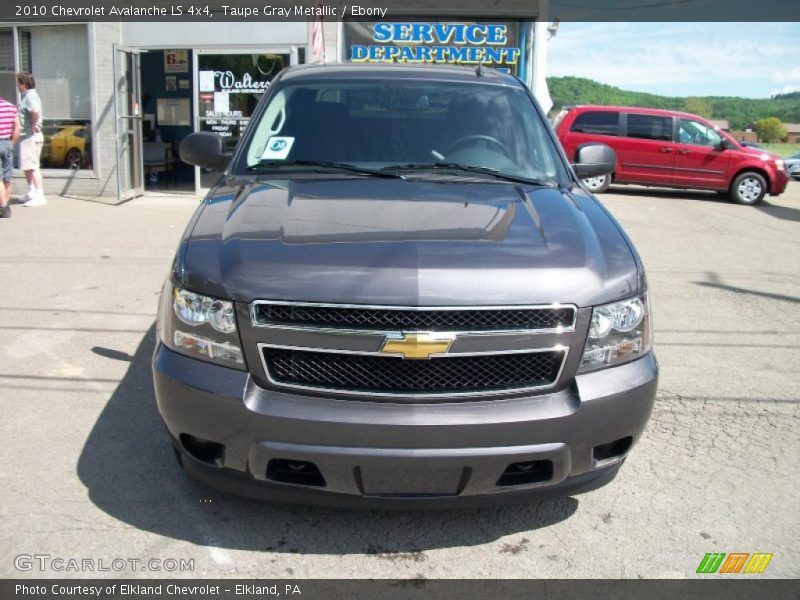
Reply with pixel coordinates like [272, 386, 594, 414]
[153, 343, 658, 508]
[768, 168, 790, 195]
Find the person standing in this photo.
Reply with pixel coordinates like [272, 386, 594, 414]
[0, 93, 20, 218]
[17, 72, 46, 207]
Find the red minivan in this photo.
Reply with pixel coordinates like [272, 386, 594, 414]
[553, 105, 789, 205]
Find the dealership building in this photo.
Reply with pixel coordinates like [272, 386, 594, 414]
[1, 1, 552, 200]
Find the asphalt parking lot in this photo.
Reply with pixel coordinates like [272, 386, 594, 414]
[1, 182, 798, 579]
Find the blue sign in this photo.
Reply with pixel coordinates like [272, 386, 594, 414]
[349, 22, 521, 72]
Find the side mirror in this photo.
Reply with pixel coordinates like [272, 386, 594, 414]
[715, 138, 730, 151]
[572, 143, 617, 179]
[179, 132, 231, 170]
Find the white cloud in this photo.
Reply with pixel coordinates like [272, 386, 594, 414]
[771, 67, 800, 83]
[770, 85, 800, 96]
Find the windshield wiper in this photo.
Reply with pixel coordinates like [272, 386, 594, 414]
[248, 160, 403, 179]
[383, 162, 552, 186]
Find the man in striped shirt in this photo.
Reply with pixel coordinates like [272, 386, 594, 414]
[0, 94, 21, 218]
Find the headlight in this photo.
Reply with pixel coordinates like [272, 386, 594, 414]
[578, 293, 652, 373]
[174, 288, 237, 333]
[208, 299, 237, 334]
[173, 288, 212, 326]
[158, 281, 245, 369]
[775, 159, 785, 171]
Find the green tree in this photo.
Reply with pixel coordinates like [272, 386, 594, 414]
[754, 117, 787, 142]
[683, 97, 712, 118]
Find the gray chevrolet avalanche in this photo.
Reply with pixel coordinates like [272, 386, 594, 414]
[153, 63, 658, 508]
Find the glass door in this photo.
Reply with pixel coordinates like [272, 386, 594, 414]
[194, 50, 292, 193]
[113, 45, 144, 200]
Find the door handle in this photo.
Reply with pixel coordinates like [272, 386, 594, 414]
[659, 147, 672, 153]
[678, 149, 691, 155]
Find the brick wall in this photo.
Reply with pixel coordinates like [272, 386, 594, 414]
[729, 131, 758, 143]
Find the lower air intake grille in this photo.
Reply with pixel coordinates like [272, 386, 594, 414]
[263, 348, 564, 396]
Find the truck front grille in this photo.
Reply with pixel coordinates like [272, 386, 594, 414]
[252, 302, 575, 332]
[262, 348, 565, 397]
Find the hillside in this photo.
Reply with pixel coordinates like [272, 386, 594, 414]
[546, 77, 800, 129]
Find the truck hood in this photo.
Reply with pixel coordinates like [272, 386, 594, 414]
[177, 178, 640, 307]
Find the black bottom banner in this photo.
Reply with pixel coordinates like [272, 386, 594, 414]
[3, 579, 799, 600]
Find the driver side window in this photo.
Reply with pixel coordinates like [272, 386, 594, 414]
[678, 118, 722, 147]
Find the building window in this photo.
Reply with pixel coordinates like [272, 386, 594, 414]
[14, 25, 92, 170]
[0, 29, 15, 106]
[196, 52, 288, 188]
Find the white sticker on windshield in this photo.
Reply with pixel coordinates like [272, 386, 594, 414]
[261, 136, 294, 160]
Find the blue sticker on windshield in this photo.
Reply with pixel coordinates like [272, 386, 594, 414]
[262, 136, 294, 160]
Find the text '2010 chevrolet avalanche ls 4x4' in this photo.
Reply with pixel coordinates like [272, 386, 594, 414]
[154, 63, 658, 508]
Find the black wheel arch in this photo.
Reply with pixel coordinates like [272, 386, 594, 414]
[729, 167, 770, 194]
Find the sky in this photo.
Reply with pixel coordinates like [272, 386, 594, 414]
[546, 22, 800, 99]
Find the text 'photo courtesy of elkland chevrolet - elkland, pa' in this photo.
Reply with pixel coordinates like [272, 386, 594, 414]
[0, 1, 798, 598]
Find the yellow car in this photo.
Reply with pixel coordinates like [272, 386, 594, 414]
[42, 125, 90, 169]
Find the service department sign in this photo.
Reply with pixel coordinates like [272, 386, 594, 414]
[345, 21, 522, 74]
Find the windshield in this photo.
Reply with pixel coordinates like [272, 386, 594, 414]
[239, 78, 567, 184]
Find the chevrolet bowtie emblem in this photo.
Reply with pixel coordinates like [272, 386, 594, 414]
[380, 332, 456, 360]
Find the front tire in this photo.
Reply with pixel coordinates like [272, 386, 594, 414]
[582, 174, 611, 193]
[730, 171, 767, 205]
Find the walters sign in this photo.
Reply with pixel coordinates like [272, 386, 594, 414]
[346, 21, 522, 74]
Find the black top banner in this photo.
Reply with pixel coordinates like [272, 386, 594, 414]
[1, 0, 799, 22]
